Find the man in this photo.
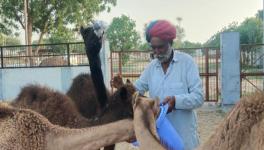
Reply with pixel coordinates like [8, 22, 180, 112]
[134, 20, 204, 150]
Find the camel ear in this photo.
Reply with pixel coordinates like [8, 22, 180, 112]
[126, 79, 131, 84]
[152, 97, 160, 118]
[132, 91, 140, 110]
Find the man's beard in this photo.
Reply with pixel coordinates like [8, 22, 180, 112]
[154, 47, 173, 63]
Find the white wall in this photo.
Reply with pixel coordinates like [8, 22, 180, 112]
[0, 66, 90, 100]
[0, 39, 111, 101]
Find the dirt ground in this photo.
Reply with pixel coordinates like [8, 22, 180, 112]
[115, 103, 226, 150]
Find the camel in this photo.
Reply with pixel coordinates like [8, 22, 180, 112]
[10, 25, 136, 150]
[12, 81, 135, 128]
[198, 91, 264, 150]
[12, 84, 93, 128]
[0, 102, 135, 150]
[132, 92, 165, 150]
[80, 25, 108, 112]
[66, 73, 108, 118]
[39, 56, 67, 66]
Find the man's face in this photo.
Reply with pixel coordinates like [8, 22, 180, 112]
[150, 37, 171, 63]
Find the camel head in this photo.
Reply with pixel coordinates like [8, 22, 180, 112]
[132, 92, 161, 141]
[111, 74, 125, 89]
[0, 102, 16, 119]
[132, 92, 160, 119]
[110, 79, 136, 118]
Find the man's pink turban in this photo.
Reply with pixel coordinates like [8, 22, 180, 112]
[146, 20, 176, 43]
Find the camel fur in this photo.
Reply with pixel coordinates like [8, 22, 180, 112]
[132, 92, 165, 150]
[198, 92, 264, 150]
[66, 73, 109, 118]
[0, 102, 134, 150]
[12, 81, 135, 128]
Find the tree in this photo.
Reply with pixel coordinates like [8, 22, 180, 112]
[255, 10, 263, 20]
[0, 0, 116, 57]
[203, 22, 238, 47]
[106, 14, 141, 65]
[46, 26, 76, 54]
[0, 34, 21, 46]
[237, 17, 262, 44]
[139, 42, 151, 51]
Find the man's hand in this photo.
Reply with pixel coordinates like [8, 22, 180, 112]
[162, 96, 176, 113]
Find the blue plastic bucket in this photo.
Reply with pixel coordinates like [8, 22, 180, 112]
[156, 104, 184, 150]
[132, 104, 184, 150]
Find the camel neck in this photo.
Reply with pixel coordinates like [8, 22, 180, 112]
[46, 119, 134, 150]
[133, 106, 165, 150]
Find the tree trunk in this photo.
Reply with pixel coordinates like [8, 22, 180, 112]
[35, 31, 45, 55]
[27, 18, 33, 66]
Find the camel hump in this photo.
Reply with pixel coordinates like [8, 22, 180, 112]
[14, 84, 52, 104]
[0, 102, 16, 118]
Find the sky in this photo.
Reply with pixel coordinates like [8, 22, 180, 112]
[96, 0, 262, 43]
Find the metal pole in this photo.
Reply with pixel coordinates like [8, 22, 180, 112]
[24, 0, 29, 66]
[263, 0, 264, 90]
[0, 47, 3, 68]
[67, 43, 70, 66]
[24, 0, 28, 46]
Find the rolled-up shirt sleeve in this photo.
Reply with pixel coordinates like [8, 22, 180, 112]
[134, 65, 150, 95]
[175, 59, 204, 110]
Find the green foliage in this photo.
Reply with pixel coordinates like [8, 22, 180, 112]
[48, 27, 75, 43]
[106, 15, 141, 51]
[0, 34, 21, 46]
[204, 22, 238, 47]
[255, 10, 263, 20]
[237, 18, 262, 44]
[139, 42, 151, 51]
[106, 15, 141, 65]
[46, 26, 76, 54]
[204, 10, 263, 47]
[175, 40, 202, 48]
[0, 0, 116, 44]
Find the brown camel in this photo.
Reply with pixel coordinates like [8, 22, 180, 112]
[66, 73, 128, 119]
[12, 81, 135, 128]
[198, 92, 264, 150]
[132, 92, 165, 150]
[66, 73, 107, 118]
[12, 84, 91, 128]
[0, 102, 134, 150]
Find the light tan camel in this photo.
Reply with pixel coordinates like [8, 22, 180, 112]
[0, 102, 134, 150]
[39, 56, 67, 66]
[198, 92, 264, 150]
[132, 93, 165, 150]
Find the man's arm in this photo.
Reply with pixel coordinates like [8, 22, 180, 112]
[174, 58, 204, 110]
[134, 64, 151, 95]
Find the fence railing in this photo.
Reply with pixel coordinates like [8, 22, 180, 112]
[1, 42, 263, 102]
[110, 47, 220, 102]
[240, 44, 264, 96]
[0, 42, 88, 68]
[110, 44, 264, 102]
